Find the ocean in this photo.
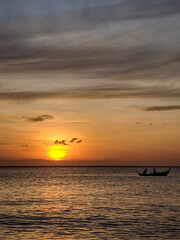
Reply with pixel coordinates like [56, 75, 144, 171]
[0, 167, 179, 239]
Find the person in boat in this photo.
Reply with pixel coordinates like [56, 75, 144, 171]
[143, 168, 147, 175]
[153, 168, 157, 174]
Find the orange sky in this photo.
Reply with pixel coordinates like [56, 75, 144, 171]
[0, 98, 179, 166]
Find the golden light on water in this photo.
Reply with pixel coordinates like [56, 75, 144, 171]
[48, 146, 66, 161]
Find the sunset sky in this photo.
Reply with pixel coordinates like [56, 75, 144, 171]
[0, 0, 180, 166]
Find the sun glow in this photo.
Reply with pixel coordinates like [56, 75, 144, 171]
[48, 146, 66, 161]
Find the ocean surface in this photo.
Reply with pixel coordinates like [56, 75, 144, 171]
[0, 167, 179, 240]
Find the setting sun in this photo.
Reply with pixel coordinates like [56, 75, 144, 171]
[48, 146, 66, 161]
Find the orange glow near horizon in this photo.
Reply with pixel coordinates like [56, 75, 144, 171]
[47, 145, 66, 161]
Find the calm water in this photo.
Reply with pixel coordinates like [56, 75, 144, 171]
[0, 167, 179, 240]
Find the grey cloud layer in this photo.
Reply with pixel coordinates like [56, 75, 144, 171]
[0, 0, 180, 101]
[0, 0, 180, 73]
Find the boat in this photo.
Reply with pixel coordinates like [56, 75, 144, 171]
[137, 167, 171, 176]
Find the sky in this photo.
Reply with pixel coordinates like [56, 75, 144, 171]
[0, 0, 180, 166]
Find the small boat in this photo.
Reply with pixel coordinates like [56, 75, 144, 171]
[137, 167, 171, 176]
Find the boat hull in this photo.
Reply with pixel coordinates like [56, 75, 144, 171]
[137, 167, 171, 176]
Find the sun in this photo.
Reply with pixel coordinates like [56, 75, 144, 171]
[48, 145, 66, 161]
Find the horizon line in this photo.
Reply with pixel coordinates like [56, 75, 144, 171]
[0, 165, 176, 167]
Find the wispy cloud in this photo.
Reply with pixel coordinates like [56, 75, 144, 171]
[25, 115, 54, 122]
[0, 1, 180, 78]
[0, 83, 179, 102]
[143, 105, 180, 111]
[0, 0, 180, 103]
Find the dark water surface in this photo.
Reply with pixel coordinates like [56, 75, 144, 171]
[0, 167, 179, 239]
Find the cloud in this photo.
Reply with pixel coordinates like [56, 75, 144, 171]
[0, 1, 179, 78]
[54, 138, 82, 145]
[1, 1, 180, 36]
[143, 105, 180, 111]
[136, 122, 142, 125]
[54, 140, 60, 144]
[70, 138, 83, 143]
[61, 140, 68, 145]
[0, 37, 179, 82]
[0, 83, 179, 102]
[54, 139, 68, 145]
[0, 0, 180, 103]
[70, 138, 78, 143]
[21, 144, 28, 147]
[25, 115, 54, 122]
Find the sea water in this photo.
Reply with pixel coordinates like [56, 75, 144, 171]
[0, 167, 179, 239]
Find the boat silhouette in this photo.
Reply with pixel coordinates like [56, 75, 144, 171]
[137, 167, 171, 176]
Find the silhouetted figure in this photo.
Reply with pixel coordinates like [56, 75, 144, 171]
[143, 168, 147, 175]
[153, 168, 157, 174]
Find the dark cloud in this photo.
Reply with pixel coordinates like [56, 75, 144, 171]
[70, 138, 78, 143]
[54, 139, 68, 145]
[61, 140, 68, 145]
[21, 144, 28, 147]
[25, 115, 54, 122]
[54, 138, 82, 145]
[136, 122, 142, 125]
[143, 105, 180, 111]
[54, 140, 60, 144]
